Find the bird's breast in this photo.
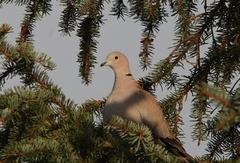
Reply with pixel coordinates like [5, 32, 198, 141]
[103, 88, 143, 124]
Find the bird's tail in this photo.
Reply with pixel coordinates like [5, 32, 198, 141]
[155, 137, 192, 158]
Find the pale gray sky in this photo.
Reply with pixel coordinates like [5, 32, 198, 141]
[0, 1, 207, 157]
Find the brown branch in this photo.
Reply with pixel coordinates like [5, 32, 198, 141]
[167, 34, 196, 60]
[167, 0, 226, 69]
[161, 0, 221, 115]
[185, 59, 196, 67]
[82, 100, 105, 113]
[198, 0, 226, 35]
[149, 0, 152, 16]
[81, 1, 93, 15]
[108, 119, 145, 137]
[35, 59, 53, 70]
[188, 12, 206, 22]
[168, 34, 200, 74]
[199, 89, 233, 108]
[17, 1, 39, 43]
[217, 109, 240, 130]
[107, 120, 131, 133]
[0, 47, 15, 61]
[30, 72, 49, 89]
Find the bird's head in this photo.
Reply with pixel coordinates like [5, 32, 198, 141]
[100, 51, 131, 76]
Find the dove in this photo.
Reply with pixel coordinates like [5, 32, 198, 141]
[100, 51, 191, 158]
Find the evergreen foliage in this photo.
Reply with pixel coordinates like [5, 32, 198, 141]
[1, 0, 240, 162]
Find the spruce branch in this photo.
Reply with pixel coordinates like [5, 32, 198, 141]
[1, 0, 240, 162]
[195, 83, 240, 157]
[17, 0, 52, 43]
[110, 0, 128, 20]
[80, 98, 105, 118]
[106, 116, 180, 162]
[217, 110, 240, 131]
[0, 40, 56, 89]
[206, 125, 240, 161]
[197, 88, 233, 109]
[76, 0, 104, 84]
[1, 137, 80, 162]
[59, 0, 77, 35]
[190, 90, 209, 146]
[0, 24, 13, 39]
[0, 46, 15, 61]
[129, 0, 167, 69]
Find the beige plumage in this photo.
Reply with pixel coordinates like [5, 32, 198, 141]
[100, 51, 191, 157]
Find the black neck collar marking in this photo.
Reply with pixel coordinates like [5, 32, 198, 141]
[125, 73, 132, 76]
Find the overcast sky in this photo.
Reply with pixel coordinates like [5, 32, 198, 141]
[0, 1, 207, 157]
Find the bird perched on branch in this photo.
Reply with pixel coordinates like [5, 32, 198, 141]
[100, 51, 191, 158]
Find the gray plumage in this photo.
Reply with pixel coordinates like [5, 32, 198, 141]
[100, 51, 191, 158]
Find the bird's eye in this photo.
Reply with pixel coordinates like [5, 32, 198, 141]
[115, 56, 118, 60]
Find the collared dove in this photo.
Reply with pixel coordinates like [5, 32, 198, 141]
[100, 51, 191, 158]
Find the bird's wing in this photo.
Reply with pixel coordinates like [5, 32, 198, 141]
[136, 89, 191, 157]
[135, 88, 173, 138]
[159, 137, 192, 157]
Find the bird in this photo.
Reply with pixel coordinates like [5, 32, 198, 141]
[100, 51, 191, 158]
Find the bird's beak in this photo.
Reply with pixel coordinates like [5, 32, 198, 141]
[100, 61, 107, 67]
